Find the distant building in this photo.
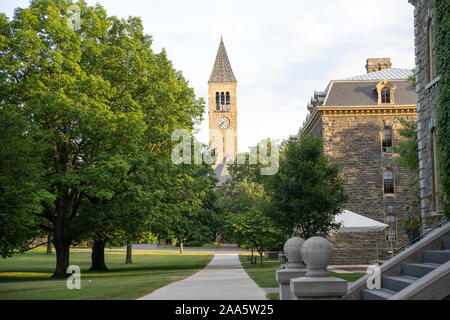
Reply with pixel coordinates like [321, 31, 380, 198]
[300, 58, 418, 264]
[208, 37, 238, 186]
[409, 0, 444, 231]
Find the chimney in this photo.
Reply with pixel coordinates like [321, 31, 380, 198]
[365, 58, 392, 73]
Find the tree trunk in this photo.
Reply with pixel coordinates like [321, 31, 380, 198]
[47, 235, 53, 254]
[125, 243, 132, 264]
[259, 250, 264, 267]
[52, 235, 70, 277]
[180, 240, 184, 254]
[89, 239, 108, 271]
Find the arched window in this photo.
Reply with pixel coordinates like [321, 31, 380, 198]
[382, 128, 393, 152]
[215, 92, 220, 110]
[220, 92, 225, 110]
[381, 87, 391, 103]
[385, 214, 397, 241]
[384, 170, 394, 194]
[226, 92, 230, 110]
[431, 127, 440, 211]
[427, 18, 436, 82]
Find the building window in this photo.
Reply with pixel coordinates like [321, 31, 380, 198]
[382, 128, 393, 152]
[376, 80, 395, 104]
[215, 92, 220, 110]
[383, 170, 394, 194]
[381, 87, 391, 104]
[226, 92, 230, 110]
[427, 18, 436, 82]
[385, 214, 397, 241]
[220, 92, 225, 110]
[431, 128, 440, 211]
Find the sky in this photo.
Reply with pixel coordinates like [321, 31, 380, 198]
[1, 0, 416, 152]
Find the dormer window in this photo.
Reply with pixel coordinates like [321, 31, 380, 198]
[381, 87, 391, 103]
[376, 80, 396, 105]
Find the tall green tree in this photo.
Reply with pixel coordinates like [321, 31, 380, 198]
[268, 135, 348, 238]
[0, 0, 204, 276]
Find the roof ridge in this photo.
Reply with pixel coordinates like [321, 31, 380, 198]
[208, 38, 237, 83]
[341, 68, 413, 81]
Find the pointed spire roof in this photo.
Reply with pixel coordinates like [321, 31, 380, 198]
[208, 37, 237, 83]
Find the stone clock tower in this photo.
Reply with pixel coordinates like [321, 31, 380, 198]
[208, 37, 237, 179]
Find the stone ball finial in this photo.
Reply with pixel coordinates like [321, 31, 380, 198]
[283, 237, 305, 269]
[300, 236, 332, 277]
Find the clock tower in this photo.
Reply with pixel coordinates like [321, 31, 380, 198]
[208, 37, 237, 178]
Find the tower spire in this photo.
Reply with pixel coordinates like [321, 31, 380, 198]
[209, 37, 236, 83]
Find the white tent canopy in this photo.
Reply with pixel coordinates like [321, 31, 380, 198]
[333, 209, 388, 233]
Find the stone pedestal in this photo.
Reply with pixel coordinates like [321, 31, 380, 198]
[290, 276, 347, 300]
[290, 236, 348, 300]
[276, 269, 307, 300]
[276, 237, 307, 300]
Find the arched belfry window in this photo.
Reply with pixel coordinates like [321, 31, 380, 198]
[384, 169, 394, 194]
[381, 87, 391, 104]
[220, 92, 225, 110]
[382, 127, 393, 152]
[215, 92, 220, 110]
[226, 92, 230, 110]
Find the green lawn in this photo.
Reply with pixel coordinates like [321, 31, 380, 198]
[238, 254, 365, 289]
[0, 249, 212, 300]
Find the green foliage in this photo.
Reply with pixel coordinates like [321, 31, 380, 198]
[435, 0, 450, 220]
[0, 107, 48, 257]
[268, 135, 348, 238]
[407, 68, 416, 90]
[393, 118, 419, 172]
[222, 179, 285, 257]
[0, 0, 207, 274]
[393, 118, 421, 229]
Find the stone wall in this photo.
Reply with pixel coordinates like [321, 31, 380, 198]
[322, 113, 418, 264]
[410, 0, 441, 230]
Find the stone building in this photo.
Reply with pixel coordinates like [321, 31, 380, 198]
[300, 59, 418, 264]
[409, 0, 444, 231]
[208, 37, 238, 186]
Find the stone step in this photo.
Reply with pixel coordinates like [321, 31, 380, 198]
[381, 275, 418, 292]
[361, 288, 396, 300]
[422, 249, 450, 264]
[442, 238, 450, 250]
[402, 262, 440, 278]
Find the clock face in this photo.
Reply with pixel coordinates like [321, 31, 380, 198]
[217, 116, 230, 129]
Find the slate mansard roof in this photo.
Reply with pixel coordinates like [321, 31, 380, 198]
[323, 68, 416, 107]
[209, 37, 237, 83]
[324, 80, 416, 106]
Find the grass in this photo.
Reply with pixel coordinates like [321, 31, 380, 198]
[238, 254, 282, 288]
[266, 293, 280, 300]
[0, 249, 212, 300]
[238, 254, 365, 289]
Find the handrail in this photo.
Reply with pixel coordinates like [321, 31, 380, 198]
[393, 220, 447, 256]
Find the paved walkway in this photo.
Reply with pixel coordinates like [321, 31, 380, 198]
[137, 254, 267, 300]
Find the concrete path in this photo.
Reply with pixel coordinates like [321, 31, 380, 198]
[138, 254, 267, 300]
